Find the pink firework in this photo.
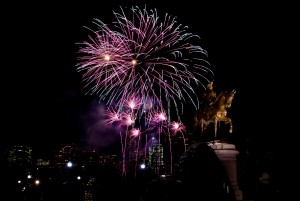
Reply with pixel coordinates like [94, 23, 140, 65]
[76, 5, 213, 119]
[170, 121, 187, 152]
[76, 22, 133, 106]
[148, 109, 168, 125]
[170, 121, 186, 136]
[105, 109, 122, 125]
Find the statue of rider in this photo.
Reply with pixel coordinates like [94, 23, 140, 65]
[201, 81, 218, 115]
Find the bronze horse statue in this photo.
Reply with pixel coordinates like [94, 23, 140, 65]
[194, 82, 236, 138]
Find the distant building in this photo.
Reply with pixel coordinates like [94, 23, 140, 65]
[52, 143, 79, 167]
[36, 158, 50, 166]
[148, 143, 164, 175]
[6, 145, 33, 167]
[51, 143, 121, 175]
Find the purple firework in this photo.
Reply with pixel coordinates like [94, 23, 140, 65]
[76, 5, 213, 121]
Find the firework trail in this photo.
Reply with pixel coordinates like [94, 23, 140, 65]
[130, 127, 141, 178]
[105, 98, 152, 177]
[148, 113, 187, 175]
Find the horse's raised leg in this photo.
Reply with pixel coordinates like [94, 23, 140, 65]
[214, 118, 218, 138]
[199, 118, 204, 135]
[227, 118, 233, 133]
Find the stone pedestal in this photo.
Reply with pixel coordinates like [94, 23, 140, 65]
[209, 141, 243, 201]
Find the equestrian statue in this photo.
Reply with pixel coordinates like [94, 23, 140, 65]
[194, 81, 236, 138]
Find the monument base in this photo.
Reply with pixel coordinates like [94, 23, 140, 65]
[208, 141, 243, 201]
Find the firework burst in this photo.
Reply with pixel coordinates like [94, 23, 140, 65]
[76, 5, 213, 121]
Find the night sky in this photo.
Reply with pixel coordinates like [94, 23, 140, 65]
[2, 1, 288, 155]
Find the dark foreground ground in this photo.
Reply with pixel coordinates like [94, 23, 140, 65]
[1, 142, 280, 201]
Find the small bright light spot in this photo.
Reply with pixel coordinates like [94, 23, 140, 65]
[77, 176, 81, 180]
[140, 164, 146, 169]
[131, 59, 137, 65]
[35, 180, 40, 185]
[17, 180, 21, 184]
[131, 128, 140, 137]
[27, 175, 32, 179]
[174, 123, 179, 129]
[129, 101, 135, 109]
[67, 161, 73, 168]
[103, 54, 110, 61]
[159, 113, 166, 121]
